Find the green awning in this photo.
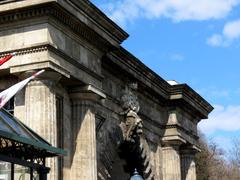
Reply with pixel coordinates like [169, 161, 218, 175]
[0, 108, 66, 160]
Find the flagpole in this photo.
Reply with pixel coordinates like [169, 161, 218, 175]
[0, 52, 16, 66]
[0, 69, 45, 108]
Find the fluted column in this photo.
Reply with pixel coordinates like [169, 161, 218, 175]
[70, 85, 105, 180]
[181, 148, 197, 180]
[162, 142, 182, 180]
[15, 70, 61, 180]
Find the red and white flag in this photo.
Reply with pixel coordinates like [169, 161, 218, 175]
[0, 69, 45, 108]
[0, 52, 16, 66]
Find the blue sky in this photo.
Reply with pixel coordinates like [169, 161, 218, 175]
[91, 0, 240, 152]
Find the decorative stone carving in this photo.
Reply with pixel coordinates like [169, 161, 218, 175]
[120, 83, 143, 143]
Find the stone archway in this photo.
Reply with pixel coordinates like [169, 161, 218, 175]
[109, 135, 155, 180]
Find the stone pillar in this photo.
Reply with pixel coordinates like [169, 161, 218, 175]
[162, 141, 182, 180]
[16, 70, 61, 180]
[69, 85, 105, 180]
[181, 148, 197, 180]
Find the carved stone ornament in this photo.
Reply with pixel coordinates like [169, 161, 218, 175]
[120, 83, 143, 143]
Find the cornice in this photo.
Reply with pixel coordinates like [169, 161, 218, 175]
[0, 44, 48, 58]
[68, 0, 129, 44]
[139, 113, 198, 141]
[0, 44, 103, 81]
[47, 44, 104, 81]
[0, 2, 115, 52]
[106, 47, 170, 100]
[0, 1, 213, 119]
[105, 47, 213, 119]
[169, 84, 214, 119]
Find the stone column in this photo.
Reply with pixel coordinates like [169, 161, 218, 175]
[162, 141, 182, 180]
[181, 148, 197, 180]
[69, 85, 105, 180]
[16, 70, 61, 180]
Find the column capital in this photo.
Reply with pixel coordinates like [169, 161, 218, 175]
[162, 136, 186, 148]
[18, 70, 62, 82]
[69, 84, 106, 102]
[181, 145, 201, 155]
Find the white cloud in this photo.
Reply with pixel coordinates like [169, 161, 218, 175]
[197, 87, 230, 98]
[207, 19, 240, 47]
[223, 20, 240, 39]
[199, 105, 240, 135]
[170, 53, 184, 61]
[98, 0, 240, 26]
[207, 34, 224, 46]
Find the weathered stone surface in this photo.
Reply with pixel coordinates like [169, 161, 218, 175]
[162, 144, 182, 180]
[0, 1, 213, 180]
[70, 99, 97, 180]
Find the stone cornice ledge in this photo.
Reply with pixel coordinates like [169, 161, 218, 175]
[162, 136, 187, 146]
[106, 47, 213, 119]
[0, 44, 103, 81]
[0, 1, 116, 52]
[68, 0, 129, 44]
[0, 0, 128, 49]
[106, 47, 170, 100]
[169, 84, 214, 119]
[69, 84, 106, 102]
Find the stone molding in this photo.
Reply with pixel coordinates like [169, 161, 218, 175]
[162, 138, 186, 148]
[180, 145, 201, 154]
[138, 112, 199, 143]
[0, 43, 103, 81]
[169, 84, 214, 119]
[165, 124, 198, 139]
[47, 44, 104, 81]
[106, 47, 213, 119]
[0, 2, 115, 52]
[20, 70, 61, 84]
[69, 84, 106, 102]
[68, 0, 129, 44]
[107, 48, 170, 99]
[0, 45, 47, 58]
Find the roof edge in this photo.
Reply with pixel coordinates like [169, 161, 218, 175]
[170, 84, 214, 118]
[68, 0, 129, 44]
[106, 47, 213, 119]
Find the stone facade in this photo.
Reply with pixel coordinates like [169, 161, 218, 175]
[0, 0, 213, 180]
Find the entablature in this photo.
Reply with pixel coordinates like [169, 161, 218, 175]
[0, 0, 127, 52]
[105, 47, 213, 120]
[0, 44, 103, 88]
[169, 84, 213, 119]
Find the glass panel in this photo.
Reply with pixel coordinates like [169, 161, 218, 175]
[0, 161, 11, 180]
[14, 164, 30, 180]
[0, 111, 31, 139]
[0, 116, 14, 133]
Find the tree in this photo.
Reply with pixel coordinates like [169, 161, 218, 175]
[196, 131, 229, 180]
[227, 138, 240, 179]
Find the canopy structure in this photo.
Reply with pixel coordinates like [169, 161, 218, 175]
[0, 108, 65, 180]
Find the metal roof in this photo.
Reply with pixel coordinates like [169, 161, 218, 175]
[0, 108, 66, 159]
